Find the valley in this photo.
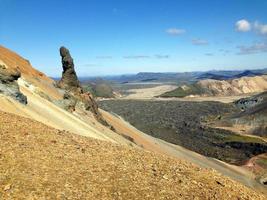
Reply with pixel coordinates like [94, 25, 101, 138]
[1, 39, 267, 198]
[99, 99, 267, 164]
[1, 1, 267, 198]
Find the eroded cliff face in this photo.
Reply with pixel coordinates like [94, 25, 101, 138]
[0, 61, 27, 104]
[196, 75, 267, 96]
[56, 46, 110, 127]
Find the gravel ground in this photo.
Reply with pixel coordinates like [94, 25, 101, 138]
[0, 111, 265, 199]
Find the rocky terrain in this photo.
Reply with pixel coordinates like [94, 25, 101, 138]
[215, 91, 267, 137]
[0, 45, 125, 143]
[1, 45, 267, 197]
[0, 111, 265, 199]
[55, 46, 109, 126]
[0, 61, 27, 104]
[99, 100, 267, 164]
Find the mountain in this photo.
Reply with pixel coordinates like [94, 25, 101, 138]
[0, 45, 266, 198]
[77, 68, 267, 84]
[234, 70, 263, 78]
[197, 75, 267, 96]
[196, 72, 230, 80]
[161, 75, 267, 98]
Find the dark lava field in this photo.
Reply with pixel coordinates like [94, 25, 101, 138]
[99, 100, 267, 164]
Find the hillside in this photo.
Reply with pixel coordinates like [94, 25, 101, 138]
[197, 76, 267, 96]
[1, 45, 267, 196]
[82, 79, 115, 98]
[160, 75, 267, 98]
[0, 111, 265, 199]
[0, 45, 128, 144]
[0, 45, 62, 100]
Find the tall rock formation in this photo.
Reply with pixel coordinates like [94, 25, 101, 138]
[57, 46, 110, 127]
[0, 63, 27, 104]
[57, 46, 81, 92]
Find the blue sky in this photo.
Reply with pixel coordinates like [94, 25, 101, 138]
[0, 0, 267, 76]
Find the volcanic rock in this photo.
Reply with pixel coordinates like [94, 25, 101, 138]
[57, 46, 110, 127]
[0, 64, 27, 104]
[57, 46, 81, 92]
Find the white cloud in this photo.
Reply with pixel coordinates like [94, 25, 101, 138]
[254, 21, 267, 35]
[205, 53, 214, 56]
[235, 19, 251, 32]
[155, 54, 169, 59]
[166, 28, 186, 35]
[237, 42, 267, 55]
[123, 55, 150, 59]
[96, 56, 112, 59]
[192, 39, 208, 45]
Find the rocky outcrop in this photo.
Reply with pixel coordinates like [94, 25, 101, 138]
[57, 46, 110, 127]
[0, 63, 27, 104]
[57, 47, 81, 92]
[216, 92, 267, 137]
[235, 92, 266, 110]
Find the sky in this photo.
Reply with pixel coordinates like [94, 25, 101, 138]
[0, 0, 267, 77]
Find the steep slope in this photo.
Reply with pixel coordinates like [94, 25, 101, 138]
[0, 45, 127, 143]
[0, 111, 265, 199]
[0, 62, 27, 103]
[0, 45, 62, 100]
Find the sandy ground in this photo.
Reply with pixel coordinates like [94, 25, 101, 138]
[122, 85, 177, 99]
[101, 110, 267, 194]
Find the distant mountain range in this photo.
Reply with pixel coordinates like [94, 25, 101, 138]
[73, 68, 267, 84]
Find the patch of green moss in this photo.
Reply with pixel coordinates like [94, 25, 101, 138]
[256, 158, 267, 168]
[224, 134, 265, 143]
[160, 84, 203, 98]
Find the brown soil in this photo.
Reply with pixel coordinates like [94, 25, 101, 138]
[0, 111, 265, 199]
